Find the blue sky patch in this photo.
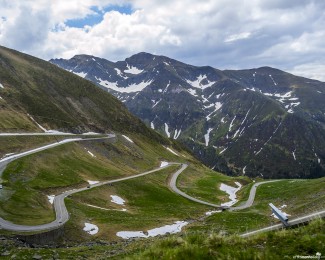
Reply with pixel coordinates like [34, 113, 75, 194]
[65, 4, 133, 28]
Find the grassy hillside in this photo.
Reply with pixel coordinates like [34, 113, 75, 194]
[126, 218, 325, 260]
[184, 177, 325, 235]
[0, 134, 194, 225]
[1, 218, 323, 259]
[0, 46, 324, 259]
[0, 46, 164, 145]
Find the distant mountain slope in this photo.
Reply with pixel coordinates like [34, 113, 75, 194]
[50, 53, 325, 178]
[0, 46, 165, 144]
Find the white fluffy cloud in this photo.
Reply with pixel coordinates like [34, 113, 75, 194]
[0, 0, 324, 81]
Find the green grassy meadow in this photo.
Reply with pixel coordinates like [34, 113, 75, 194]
[0, 134, 191, 225]
[0, 132, 324, 259]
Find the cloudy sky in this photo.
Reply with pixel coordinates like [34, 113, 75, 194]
[1, 0, 325, 81]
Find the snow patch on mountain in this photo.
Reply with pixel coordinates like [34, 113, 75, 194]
[164, 123, 171, 138]
[255, 121, 282, 155]
[73, 71, 87, 78]
[110, 195, 126, 205]
[220, 182, 242, 207]
[174, 129, 182, 139]
[160, 161, 169, 167]
[206, 102, 222, 121]
[28, 114, 47, 132]
[204, 103, 214, 109]
[116, 221, 188, 239]
[219, 147, 228, 154]
[124, 64, 143, 74]
[115, 68, 128, 79]
[229, 116, 236, 131]
[186, 75, 216, 90]
[47, 195, 55, 204]
[152, 99, 162, 108]
[247, 87, 256, 92]
[122, 135, 134, 143]
[315, 153, 321, 164]
[187, 88, 198, 97]
[269, 74, 277, 86]
[163, 81, 171, 93]
[97, 77, 153, 93]
[204, 128, 213, 146]
[83, 223, 99, 235]
[164, 146, 179, 156]
[150, 122, 155, 129]
[233, 128, 241, 138]
[87, 150, 95, 157]
[273, 92, 300, 112]
[241, 109, 251, 125]
[0, 83, 4, 89]
[277, 91, 292, 101]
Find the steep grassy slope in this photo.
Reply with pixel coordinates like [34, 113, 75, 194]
[1, 217, 323, 259]
[0, 46, 162, 144]
[0, 46, 324, 259]
[65, 164, 210, 241]
[0, 134, 194, 225]
[0, 135, 67, 158]
[126, 219, 325, 260]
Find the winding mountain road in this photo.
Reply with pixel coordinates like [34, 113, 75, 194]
[168, 163, 225, 209]
[0, 136, 187, 232]
[230, 180, 281, 211]
[169, 170, 325, 237]
[0, 162, 178, 232]
[168, 166, 280, 211]
[1, 135, 323, 236]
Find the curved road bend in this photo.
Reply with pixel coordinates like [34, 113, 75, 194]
[0, 134, 115, 177]
[0, 161, 186, 232]
[168, 163, 224, 209]
[168, 165, 280, 210]
[230, 180, 281, 211]
[169, 170, 325, 237]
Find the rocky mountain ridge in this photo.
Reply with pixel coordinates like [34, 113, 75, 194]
[50, 52, 325, 178]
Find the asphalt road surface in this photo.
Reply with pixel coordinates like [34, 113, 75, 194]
[230, 180, 281, 211]
[168, 165, 279, 211]
[168, 163, 225, 209]
[0, 144, 184, 232]
[1, 135, 324, 236]
[0, 163, 176, 231]
[0, 134, 115, 177]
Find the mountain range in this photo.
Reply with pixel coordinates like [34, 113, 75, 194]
[50, 52, 325, 179]
[0, 44, 324, 260]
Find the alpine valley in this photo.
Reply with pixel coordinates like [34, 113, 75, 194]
[1, 46, 325, 259]
[51, 53, 325, 179]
